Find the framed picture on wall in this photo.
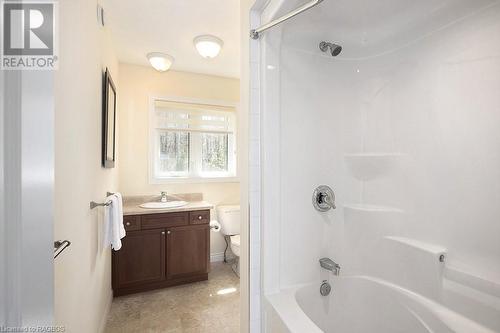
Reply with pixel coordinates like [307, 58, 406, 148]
[102, 68, 117, 168]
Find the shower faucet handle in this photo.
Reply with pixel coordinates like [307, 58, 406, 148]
[320, 192, 336, 209]
[313, 185, 336, 211]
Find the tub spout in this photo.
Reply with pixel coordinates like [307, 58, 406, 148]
[319, 257, 340, 275]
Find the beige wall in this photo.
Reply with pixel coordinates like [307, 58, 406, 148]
[118, 64, 240, 256]
[239, 1, 252, 332]
[54, 1, 119, 332]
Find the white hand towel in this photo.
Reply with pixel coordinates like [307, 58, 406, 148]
[103, 195, 113, 249]
[103, 193, 126, 250]
[113, 192, 126, 240]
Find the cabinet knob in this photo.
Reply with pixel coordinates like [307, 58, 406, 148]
[198, 215, 203, 220]
[167, 231, 171, 234]
[161, 231, 165, 235]
[126, 222, 131, 226]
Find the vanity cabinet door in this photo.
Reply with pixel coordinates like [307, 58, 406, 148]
[112, 229, 166, 289]
[166, 225, 209, 280]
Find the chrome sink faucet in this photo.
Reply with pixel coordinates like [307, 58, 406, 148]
[160, 191, 168, 203]
[319, 257, 341, 276]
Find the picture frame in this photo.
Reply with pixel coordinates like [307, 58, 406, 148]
[102, 68, 117, 168]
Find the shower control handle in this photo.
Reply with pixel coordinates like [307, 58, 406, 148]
[313, 185, 336, 212]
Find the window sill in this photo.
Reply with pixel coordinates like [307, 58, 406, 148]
[149, 176, 240, 184]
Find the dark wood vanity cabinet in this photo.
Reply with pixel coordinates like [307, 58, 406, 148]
[112, 210, 210, 296]
[113, 229, 165, 287]
[167, 225, 209, 279]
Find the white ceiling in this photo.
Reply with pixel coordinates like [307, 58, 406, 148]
[103, 0, 240, 78]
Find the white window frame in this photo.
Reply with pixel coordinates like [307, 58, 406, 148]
[149, 95, 239, 184]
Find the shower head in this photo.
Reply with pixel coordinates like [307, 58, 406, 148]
[319, 41, 342, 57]
[330, 44, 342, 56]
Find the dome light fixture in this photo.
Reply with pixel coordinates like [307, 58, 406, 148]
[147, 52, 174, 72]
[193, 35, 223, 59]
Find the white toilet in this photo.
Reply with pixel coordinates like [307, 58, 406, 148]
[216, 205, 240, 276]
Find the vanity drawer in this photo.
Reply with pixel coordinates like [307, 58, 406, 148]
[141, 212, 188, 230]
[189, 210, 210, 225]
[123, 215, 141, 232]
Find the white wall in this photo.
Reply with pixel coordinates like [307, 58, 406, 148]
[240, 1, 254, 332]
[54, 1, 119, 332]
[262, 0, 500, 296]
[117, 64, 240, 257]
[248, 8, 263, 332]
[358, 4, 500, 278]
[276, 48, 362, 288]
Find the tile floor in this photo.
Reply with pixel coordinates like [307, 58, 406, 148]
[105, 262, 240, 333]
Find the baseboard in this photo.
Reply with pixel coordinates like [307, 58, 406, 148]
[113, 274, 208, 296]
[211, 251, 235, 262]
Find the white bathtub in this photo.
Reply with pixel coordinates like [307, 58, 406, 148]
[265, 276, 498, 333]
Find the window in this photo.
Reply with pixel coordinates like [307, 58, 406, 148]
[150, 98, 237, 181]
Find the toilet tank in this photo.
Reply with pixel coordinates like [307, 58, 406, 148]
[216, 205, 240, 235]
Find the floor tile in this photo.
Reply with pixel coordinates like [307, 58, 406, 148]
[105, 262, 240, 333]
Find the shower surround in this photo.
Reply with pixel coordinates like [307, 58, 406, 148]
[254, 0, 500, 331]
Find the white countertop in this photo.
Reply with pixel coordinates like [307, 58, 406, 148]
[123, 200, 213, 216]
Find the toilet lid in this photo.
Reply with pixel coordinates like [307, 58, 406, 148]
[230, 235, 240, 247]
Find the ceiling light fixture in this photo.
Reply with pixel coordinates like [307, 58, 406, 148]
[147, 52, 174, 72]
[193, 35, 223, 59]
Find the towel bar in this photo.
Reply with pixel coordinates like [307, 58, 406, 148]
[90, 201, 111, 209]
[89, 192, 116, 209]
[54, 240, 71, 259]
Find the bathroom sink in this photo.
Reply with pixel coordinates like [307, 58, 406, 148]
[139, 201, 188, 209]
